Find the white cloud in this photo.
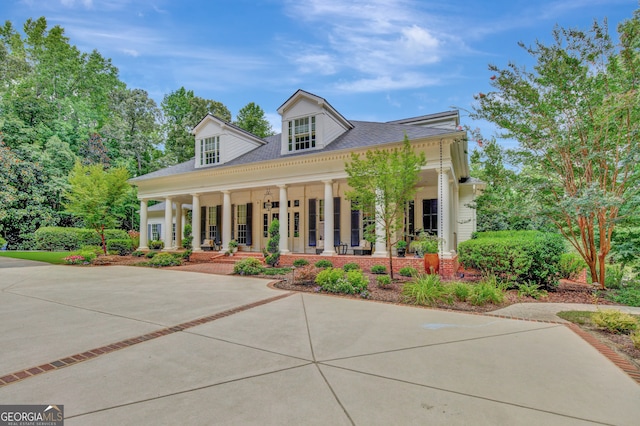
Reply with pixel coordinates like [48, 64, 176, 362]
[333, 73, 440, 93]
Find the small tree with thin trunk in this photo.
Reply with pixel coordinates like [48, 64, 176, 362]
[345, 136, 426, 279]
[64, 162, 130, 254]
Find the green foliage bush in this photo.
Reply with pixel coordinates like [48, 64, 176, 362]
[292, 258, 309, 267]
[63, 249, 97, 265]
[468, 275, 507, 306]
[371, 264, 387, 274]
[451, 282, 472, 302]
[399, 266, 417, 277]
[592, 310, 638, 334]
[402, 274, 449, 306]
[0, 236, 6, 247]
[148, 240, 164, 250]
[80, 245, 104, 257]
[181, 250, 192, 260]
[458, 230, 565, 289]
[342, 262, 360, 272]
[145, 251, 157, 259]
[131, 250, 145, 257]
[517, 283, 548, 300]
[558, 253, 587, 280]
[147, 252, 181, 267]
[107, 239, 134, 256]
[265, 252, 280, 267]
[631, 330, 640, 349]
[608, 287, 640, 307]
[34, 227, 128, 251]
[182, 223, 193, 249]
[315, 259, 333, 268]
[233, 257, 264, 275]
[376, 275, 392, 288]
[315, 268, 369, 294]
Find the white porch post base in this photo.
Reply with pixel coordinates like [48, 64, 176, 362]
[192, 194, 202, 252]
[321, 180, 335, 256]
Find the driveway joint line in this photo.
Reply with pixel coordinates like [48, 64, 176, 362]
[322, 364, 615, 426]
[65, 363, 312, 421]
[0, 291, 294, 388]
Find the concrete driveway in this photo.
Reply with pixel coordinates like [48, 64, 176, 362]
[1, 257, 639, 425]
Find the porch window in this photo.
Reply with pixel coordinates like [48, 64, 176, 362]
[150, 223, 161, 241]
[422, 199, 438, 234]
[287, 116, 316, 152]
[208, 206, 218, 241]
[199, 136, 220, 166]
[237, 204, 247, 244]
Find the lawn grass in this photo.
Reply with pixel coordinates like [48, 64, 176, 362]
[556, 311, 595, 325]
[0, 251, 69, 265]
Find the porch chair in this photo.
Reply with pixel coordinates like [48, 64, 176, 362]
[353, 240, 372, 256]
[315, 240, 324, 255]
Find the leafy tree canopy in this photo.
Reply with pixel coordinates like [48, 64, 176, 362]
[234, 102, 274, 138]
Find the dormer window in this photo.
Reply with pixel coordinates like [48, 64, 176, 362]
[288, 116, 316, 152]
[200, 136, 220, 166]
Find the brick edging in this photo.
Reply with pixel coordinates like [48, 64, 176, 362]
[0, 292, 293, 388]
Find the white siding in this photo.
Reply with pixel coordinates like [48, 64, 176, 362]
[457, 184, 476, 244]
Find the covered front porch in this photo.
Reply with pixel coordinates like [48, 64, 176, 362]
[138, 167, 471, 261]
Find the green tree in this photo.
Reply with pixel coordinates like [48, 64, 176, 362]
[234, 102, 274, 138]
[345, 136, 426, 279]
[470, 13, 640, 288]
[161, 87, 231, 163]
[64, 161, 130, 253]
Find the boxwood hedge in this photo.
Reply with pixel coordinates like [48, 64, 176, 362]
[458, 230, 565, 289]
[34, 227, 129, 251]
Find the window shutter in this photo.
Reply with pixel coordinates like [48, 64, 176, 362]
[350, 203, 360, 246]
[333, 197, 340, 244]
[246, 203, 253, 246]
[148, 224, 151, 240]
[308, 198, 316, 246]
[200, 206, 206, 243]
[216, 205, 222, 244]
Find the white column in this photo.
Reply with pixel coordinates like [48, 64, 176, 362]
[163, 197, 173, 250]
[192, 194, 201, 252]
[175, 202, 182, 249]
[139, 199, 148, 250]
[322, 180, 334, 256]
[222, 190, 232, 251]
[278, 185, 290, 254]
[372, 188, 388, 258]
[438, 169, 451, 255]
[181, 207, 187, 245]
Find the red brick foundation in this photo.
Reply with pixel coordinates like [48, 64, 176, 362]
[439, 254, 459, 280]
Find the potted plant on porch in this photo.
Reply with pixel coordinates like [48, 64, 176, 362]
[396, 240, 407, 257]
[409, 232, 443, 274]
[228, 239, 239, 254]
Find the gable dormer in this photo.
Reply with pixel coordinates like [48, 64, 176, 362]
[277, 90, 353, 156]
[192, 114, 266, 169]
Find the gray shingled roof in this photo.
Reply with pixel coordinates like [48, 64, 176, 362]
[131, 120, 454, 182]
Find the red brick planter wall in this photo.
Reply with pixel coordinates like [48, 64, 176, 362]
[439, 255, 459, 280]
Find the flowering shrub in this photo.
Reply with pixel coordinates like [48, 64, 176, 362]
[64, 255, 87, 265]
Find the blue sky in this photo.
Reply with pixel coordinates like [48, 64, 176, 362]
[2, 0, 638, 148]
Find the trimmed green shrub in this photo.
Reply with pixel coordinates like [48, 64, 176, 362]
[132, 250, 145, 257]
[265, 252, 280, 267]
[147, 252, 181, 267]
[292, 258, 309, 267]
[458, 230, 565, 289]
[371, 264, 387, 274]
[182, 223, 193, 249]
[558, 252, 587, 280]
[145, 251, 157, 259]
[181, 250, 192, 260]
[148, 240, 164, 250]
[376, 275, 392, 288]
[80, 245, 104, 257]
[402, 274, 450, 306]
[234, 257, 264, 275]
[107, 239, 134, 256]
[315, 259, 333, 268]
[592, 310, 638, 334]
[399, 266, 417, 277]
[343, 262, 360, 272]
[35, 227, 128, 251]
[315, 268, 369, 294]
